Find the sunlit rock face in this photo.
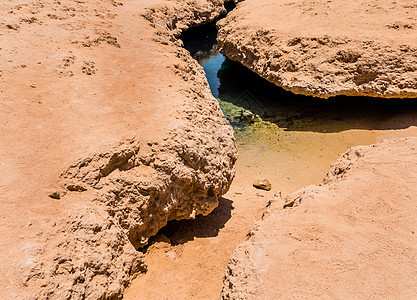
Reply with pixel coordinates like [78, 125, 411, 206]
[218, 0, 417, 98]
[222, 137, 417, 299]
[0, 0, 238, 299]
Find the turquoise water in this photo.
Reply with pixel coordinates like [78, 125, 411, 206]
[182, 23, 417, 137]
[179, 22, 417, 200]
[200, 53, 225, 98]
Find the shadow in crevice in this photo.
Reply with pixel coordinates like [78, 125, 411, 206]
[146, 197, 233, 250]
[217, 59, 417, 133]
[180, 22, 219, 59]
[181, 19, 417, 134]
[224, 0, 237, 12]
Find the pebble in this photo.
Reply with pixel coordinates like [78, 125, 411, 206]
[253, 178, 271, 191]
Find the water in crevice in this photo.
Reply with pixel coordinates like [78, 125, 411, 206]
[182, 23, 417, 155]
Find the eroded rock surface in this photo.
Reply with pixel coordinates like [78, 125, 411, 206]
[222, 138, 417, 299]
[0, 0, 237, 298]
[218, 0, 417, 98]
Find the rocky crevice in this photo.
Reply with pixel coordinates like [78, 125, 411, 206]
[22, 1, 239, 299]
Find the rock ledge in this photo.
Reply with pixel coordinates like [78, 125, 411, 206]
[218, 0, 417, 98]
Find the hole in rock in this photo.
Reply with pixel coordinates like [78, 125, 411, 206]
[224, 0, 236, 12]
[180, 22, 219, 59]
[141, 197, 233, 253]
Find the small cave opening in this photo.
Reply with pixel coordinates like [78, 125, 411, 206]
[224, 0, 237, 12]
[180, 22, 219, 60]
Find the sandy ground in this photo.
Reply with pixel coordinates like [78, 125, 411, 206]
[1, 0, 173, 294]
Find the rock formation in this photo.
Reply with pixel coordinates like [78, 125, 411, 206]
[0, 0, 238, 298]
[218, 0, 417, 98]
[221, 137, 417, 299]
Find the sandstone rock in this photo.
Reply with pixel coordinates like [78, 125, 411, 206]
[221, 137, 417, 299]
[218, 0, 417, 98]
[0, 0, 238, 298]
[253, 178, 271, 191]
